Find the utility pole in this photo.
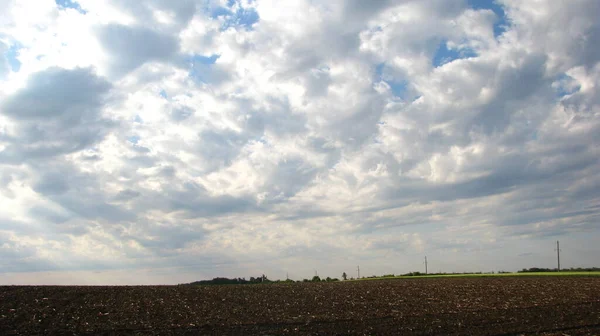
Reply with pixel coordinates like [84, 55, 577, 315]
[424, 256, 428, 274]
[555, 241, 561, 272]
[357, 265, 360, 279]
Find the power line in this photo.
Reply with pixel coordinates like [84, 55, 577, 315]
[555, 241, 561, 272]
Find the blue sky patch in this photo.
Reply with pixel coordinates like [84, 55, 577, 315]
[221, 8, 259, 30]
[159, 89, 168, 99]
[553, 73, 581, 98]
[205, 1, 260, 31]
[127, 135, 140, 145]
[6, 43, 22, 72]
[531, 131, 538, 141]
[432, 41, 477, 67]
[188, 54, 220, 83]
[222, 7, 260, 31]
[387, 81, 408, 97]
[376, 63, 408, 97]
[191, 54, 220, 65]
[211, 6, 233, 18]
[467, 0, 508, 38]
[55, 0, 87, 14]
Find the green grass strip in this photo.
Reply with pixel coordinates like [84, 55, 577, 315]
[353, 272, 600, 281]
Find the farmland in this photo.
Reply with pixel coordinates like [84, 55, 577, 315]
[2, 276, 600, 335]
[357, 271, 600, 280]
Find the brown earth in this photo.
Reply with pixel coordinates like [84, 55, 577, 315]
[1, 277, 599, 335]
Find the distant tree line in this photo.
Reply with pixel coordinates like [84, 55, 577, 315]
[183, 267, 600, 286]
[185, 275, 272, 286]
[518, 267, 600, 273]
[183, 274, 341, 286]
[301, 276, 339, 282]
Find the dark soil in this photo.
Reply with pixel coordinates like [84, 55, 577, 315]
[1, 277, 599, 335]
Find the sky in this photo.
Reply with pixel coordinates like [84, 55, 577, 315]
[0, 0, 599, 285]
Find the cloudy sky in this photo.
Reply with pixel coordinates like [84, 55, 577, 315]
[0, 0, 599, 285]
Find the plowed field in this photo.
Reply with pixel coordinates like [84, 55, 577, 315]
[1, 277, 599, 335]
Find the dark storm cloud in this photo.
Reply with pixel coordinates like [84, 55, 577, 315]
[579, 27, 600, 69]
[1, 67, 111, 119]
[508, 0, 600, 70]
[28, 206, 71, 225]
[125, 222, 206, 252]
[109, 0, 197, 29]
[113, 189, 141, 202]
[166, 191, 257, 219]
[264, 158, 320, 201]
[0, 67, 115, 163]
[197, 128, 247, 170]
[342, 0, 393, 18]
[96, 24, 180, 77]
[25, 161, 138, 224]
[129, 181, 259, 219]
[33, 172, 70, 195]
[0, 233, 43, 272]
[247, 96, 308, 136]
[470, 54, 548, 134]
[169, 106, 194, 122]
[47, 189, 137, 224]
[382, 146, 599, 205]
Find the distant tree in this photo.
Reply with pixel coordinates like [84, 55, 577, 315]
[311, 275, 321, 282]
[326, 277, 332, 282]
[342, 272, 347, 281]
